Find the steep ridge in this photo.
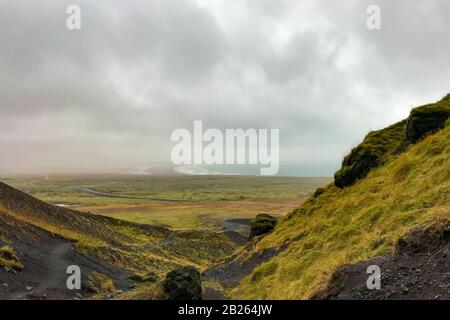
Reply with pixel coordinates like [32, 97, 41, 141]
[0, 182, 237, 299]
[211, 94, 450, 299]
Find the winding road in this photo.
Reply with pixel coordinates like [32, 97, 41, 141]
[74, 187, 299, 208]
[74, 187, 205, 203]
[28, 178, 299, 208]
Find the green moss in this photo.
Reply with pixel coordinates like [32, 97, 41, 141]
[0, 245, 24, 270]
[250, 214, 278, 239]
[85, 272, 116, 294]
[410, 94, 450, 115]
[406, 95, 450, 143]
[162, 266, 202, 300]
[233, 97, 450, 299]
[335, 94, 450, 188]
[129, 272, 158, 283]
[334, 120, 407, 188]
[250, 261, 278, 282]
[116, 282, 164, 300]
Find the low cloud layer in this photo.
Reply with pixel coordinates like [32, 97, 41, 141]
[0, 0, 449, 175]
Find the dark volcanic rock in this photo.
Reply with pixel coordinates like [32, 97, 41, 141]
[163, 266, 202, 300]
[312, 222, 450, 300]
[334, 147, 379, 188]
[406, 110, 448, 143]
[249, 214, 277, 239]
[334, 94, 449, 188]
[333, 120, 407, 188]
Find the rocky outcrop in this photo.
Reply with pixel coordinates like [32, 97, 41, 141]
[249, 214, 277, 239]
[334, 120, 406, 188]
[334, 147, 380, 188]
[163, 266, 202, 300]
[406, 108, 449, 144]
[312, 222, 450, 300]
[334, 94, 449, 188]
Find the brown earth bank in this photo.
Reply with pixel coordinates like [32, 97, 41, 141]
[313, 222, 450, 300]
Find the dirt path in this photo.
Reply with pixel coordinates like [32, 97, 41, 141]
[7, 242, 74, 300]
[36, 242, 73, 293]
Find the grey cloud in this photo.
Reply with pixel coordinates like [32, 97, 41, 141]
[0, 0, 449, 175]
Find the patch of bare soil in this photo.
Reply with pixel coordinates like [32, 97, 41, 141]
[0, 213, 131, 300]
[313, 223, 450, 300]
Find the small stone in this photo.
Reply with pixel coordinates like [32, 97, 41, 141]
[25, 286, 33, 291]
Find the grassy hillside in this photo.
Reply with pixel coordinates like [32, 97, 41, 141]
[231, 95, 450, 299]
[0, 181, 238, 299]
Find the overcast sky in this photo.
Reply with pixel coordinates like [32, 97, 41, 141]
[0, 0, 449, 176]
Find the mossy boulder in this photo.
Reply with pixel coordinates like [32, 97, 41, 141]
[163, 266, 202, 300]
[249, 214, 277, 239]
[406, 100, 450, 143]
[334, 120, 406, 188]
[334, 94, 450, 189]
[85, 272, 116, 294]
[334, 148, 379, 188]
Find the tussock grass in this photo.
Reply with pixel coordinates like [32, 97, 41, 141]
[116, 282, 164, 300]
[85, 272, 116, 296]
[232, 113, 450, 299]
[0, 245, 23, 270]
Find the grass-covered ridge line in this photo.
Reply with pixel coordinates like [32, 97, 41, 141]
[334, 120, 406, 187]
[334, 95, 450, 187]
[232, 95, 450, 299]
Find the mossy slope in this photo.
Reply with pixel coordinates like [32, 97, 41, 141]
[0, 182, 237, 278]
[334, 94, 450, 187]
[232, 94, 450, 299]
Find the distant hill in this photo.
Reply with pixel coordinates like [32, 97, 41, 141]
[0, 181, 237, 299]
[208, 94, 450, 299]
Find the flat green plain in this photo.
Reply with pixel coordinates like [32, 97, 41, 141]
[2, 175, 330, 230]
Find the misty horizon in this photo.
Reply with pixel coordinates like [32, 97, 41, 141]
[1, 0, 449, 176]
